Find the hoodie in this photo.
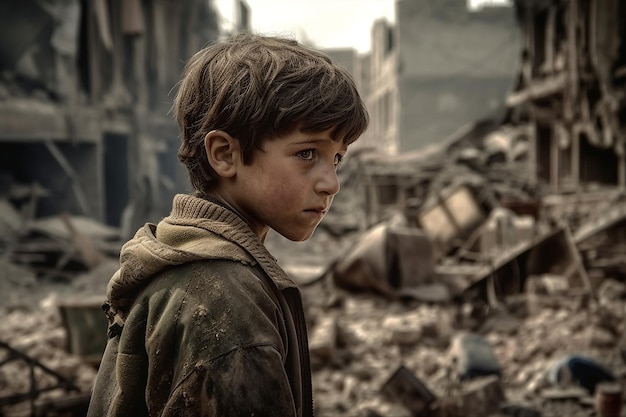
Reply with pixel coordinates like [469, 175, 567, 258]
[87, 194, 313, 417]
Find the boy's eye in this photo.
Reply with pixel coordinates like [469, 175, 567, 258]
[297, 149, 315, 161]
[334, 154, 344, 167]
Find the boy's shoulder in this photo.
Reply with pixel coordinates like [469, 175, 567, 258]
[137, 258, 283, 321]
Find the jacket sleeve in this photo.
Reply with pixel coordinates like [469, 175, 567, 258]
[161, 345, 297, 417]
[143, 260, 298, 417]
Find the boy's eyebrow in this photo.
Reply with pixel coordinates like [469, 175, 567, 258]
[291, 137, 332, 144]
[291, 137, 347, 148]
[290, 139, 349, 152]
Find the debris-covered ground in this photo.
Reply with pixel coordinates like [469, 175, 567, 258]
[2, 124, 626, 417]
[267, 227, 626, 417]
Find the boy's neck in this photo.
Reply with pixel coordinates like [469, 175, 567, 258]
[202, 192, 269, 242]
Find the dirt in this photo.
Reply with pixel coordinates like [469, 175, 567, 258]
[0, 227, 624, 417]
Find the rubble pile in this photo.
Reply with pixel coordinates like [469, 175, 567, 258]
[0, 298, 98, 417]
[267, 223, 626, 417]
[2, 126, 626, 416]
[0, 182, 122, 307]
[0, 184, 121, 416]
[292, 268, 626, 416]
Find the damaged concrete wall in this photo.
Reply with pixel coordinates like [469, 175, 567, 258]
[367, 0, 520, 153]
[396, 0, 519, 151]
[0, 0, 219, 232]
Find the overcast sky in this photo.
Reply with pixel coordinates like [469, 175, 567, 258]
[213, 0, 510, 53]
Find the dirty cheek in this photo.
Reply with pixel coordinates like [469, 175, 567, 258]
[269, 184, 295, 211]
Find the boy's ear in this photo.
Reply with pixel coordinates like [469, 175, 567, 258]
[204, 130, 240, 178]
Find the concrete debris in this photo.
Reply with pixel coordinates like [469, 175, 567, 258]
[418, 184, 488, 258]
[480, 207, 535, 256]
[459, 375, 506, 417]
[596, 279, 626, 305]
[0, 296, 98, 417]
[0, 192, 122, 300]
[0, 259, 38, 307]
[331, 223, 436, 299]
[57, 296, 109, 366]
[0, 198, 22, 238]
[380, 365, 436, 416]
[309, 316, 339, 365]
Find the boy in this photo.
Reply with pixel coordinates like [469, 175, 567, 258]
[87, 33, 368, 417]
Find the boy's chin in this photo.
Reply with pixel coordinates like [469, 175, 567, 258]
[279, 228, 317, 242]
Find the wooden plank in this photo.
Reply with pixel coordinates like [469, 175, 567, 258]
[44, 140, 90, 215]
[505, 72, 567, 107]
[60, 212, 105, 269]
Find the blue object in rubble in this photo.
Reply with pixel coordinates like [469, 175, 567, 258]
[548, 354, 616, 393]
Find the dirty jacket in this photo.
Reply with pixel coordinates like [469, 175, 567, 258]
[87, 194, 313, 417]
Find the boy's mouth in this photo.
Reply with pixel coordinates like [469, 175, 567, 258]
[305, 207, 328, 216]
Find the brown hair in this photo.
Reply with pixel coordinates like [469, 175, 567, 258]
[174, 33, 369, 197]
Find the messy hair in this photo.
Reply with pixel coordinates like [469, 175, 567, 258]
[174, 33, 369, 197]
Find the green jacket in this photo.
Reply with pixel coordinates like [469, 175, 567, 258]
[87, 194, 313, 417]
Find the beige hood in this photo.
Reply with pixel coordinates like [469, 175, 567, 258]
[106, 221, 254, 315]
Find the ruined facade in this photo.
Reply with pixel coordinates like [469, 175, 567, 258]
[322, 48, 375, 151]
[367, 19, 398, 154]
[0, 0, 219, 233]
[507, 0, 626, 191]
[368, 0, 519, 153]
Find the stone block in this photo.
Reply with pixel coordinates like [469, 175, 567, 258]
[460, 375, 505, 416]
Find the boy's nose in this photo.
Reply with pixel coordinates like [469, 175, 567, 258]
[316, 166, 340, 196]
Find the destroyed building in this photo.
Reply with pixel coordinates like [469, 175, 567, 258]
[0, 0, 219, 235]
[507, 0, 626, 192]
[365, 0, 519, 153]
[352, 0, 626, 239]
[333, 0, 626, 323]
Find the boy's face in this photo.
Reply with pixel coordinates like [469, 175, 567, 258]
[226, 128, 347, 241]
